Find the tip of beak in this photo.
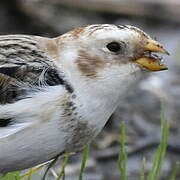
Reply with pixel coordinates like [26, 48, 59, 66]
[165, 50, 170, 56]
[145, 39, 169, 55]
[159, 48, 170, 55]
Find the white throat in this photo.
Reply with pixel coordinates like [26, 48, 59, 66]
[69, 63, 141, 130]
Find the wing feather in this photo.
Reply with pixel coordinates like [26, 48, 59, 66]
[0, 35, 66, 104]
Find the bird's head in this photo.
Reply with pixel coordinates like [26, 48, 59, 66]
[57, 24, 168, 77]
[55, 24, 168, 96]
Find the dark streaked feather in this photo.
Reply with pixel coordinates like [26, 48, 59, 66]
[0, 73, 21, 104]
[0, 35, 73, 104]
[0, 118, 13, 127]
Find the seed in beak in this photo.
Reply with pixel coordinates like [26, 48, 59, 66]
[134, 39, 169, 71]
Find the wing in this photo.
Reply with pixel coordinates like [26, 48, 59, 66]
[0, 35, 68, 105]
[0, 35, 74, 134]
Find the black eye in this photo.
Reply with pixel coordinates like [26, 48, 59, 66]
[106, 42, 121, 52]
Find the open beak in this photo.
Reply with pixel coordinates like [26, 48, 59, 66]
[135, 39, 169, 71]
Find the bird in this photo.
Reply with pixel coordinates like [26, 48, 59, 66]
[0, 24, 168, 173]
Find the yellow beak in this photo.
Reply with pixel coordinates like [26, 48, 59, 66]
[135, 39, 169, 71]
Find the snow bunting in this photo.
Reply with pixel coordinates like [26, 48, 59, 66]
[0, 24, 168, 173]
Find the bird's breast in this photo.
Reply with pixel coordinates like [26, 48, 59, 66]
[64, 120, 98, 151]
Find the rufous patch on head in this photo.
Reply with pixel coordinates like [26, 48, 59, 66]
[69, 26, 85, 38]
[36, 37, 58, 60]
[76, 50, 105, 78]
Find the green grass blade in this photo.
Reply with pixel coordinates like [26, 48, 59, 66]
[42, 154, 61, 180]
[57, 152, 69, 180]
[147, 104, 169, 180]
[140, 157, 146, 180]
[118, 122, 128, 180]
[1, 171, 21, 180]
[170, 162, 180, 180]
[21, 165, 44, 179]
[79, 145, 90, 180]
[27, 168, 33, 180]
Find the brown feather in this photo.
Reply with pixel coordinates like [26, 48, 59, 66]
[76, 50, 105, 77]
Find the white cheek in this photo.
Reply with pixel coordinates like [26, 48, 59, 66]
[98, 63, 141, 96]
[99, 63, 140, 81]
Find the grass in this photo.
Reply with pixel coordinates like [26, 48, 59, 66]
[57, 152, 69, 180]
[0, 105, 177, 180]
[42, 154, 61, 180]
[140, 157, 146, 180]
[170, 162, 180, 180]
[147, 104, 169, 180]
[79, 145, 90, 180]
[117, 104, 170, 180]
[118, 122, 128, 180]
[0, 171, 21, 180]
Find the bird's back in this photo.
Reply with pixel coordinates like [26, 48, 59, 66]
[0, 35, 74, 172]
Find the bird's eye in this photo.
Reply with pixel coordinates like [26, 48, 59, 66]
[106, 42, 121, 53]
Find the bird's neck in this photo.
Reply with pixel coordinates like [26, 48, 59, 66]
[69, 64, 140, 130]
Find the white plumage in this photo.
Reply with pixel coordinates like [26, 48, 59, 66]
[0, 24, 168, 172]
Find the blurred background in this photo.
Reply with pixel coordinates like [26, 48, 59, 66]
[1, 0, 180, 179]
